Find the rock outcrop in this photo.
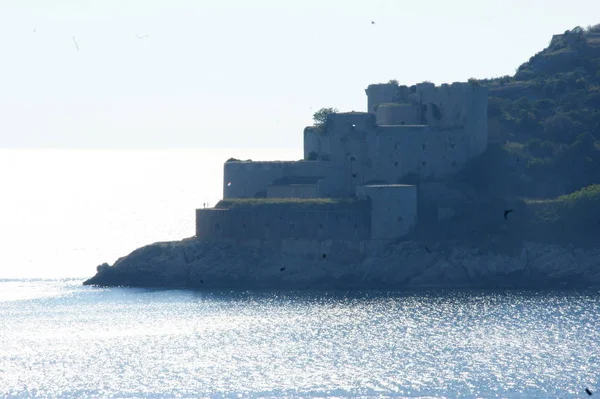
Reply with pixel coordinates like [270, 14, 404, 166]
[83, 238, 600, 289]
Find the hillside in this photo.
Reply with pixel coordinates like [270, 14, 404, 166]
[83, 25, 600, 290]
[416, 25, 600, 250]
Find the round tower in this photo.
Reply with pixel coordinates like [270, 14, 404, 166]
[365, 83, 399, 114]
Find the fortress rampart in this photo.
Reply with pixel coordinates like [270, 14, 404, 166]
[196, 208, 371, 240]
[197, 80, 488, 248]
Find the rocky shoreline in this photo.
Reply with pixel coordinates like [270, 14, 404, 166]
[83, 238, 600, 289]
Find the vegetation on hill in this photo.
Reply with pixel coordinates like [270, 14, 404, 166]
[476, 25, 600, 198]
[432, 25, 600, 248]
[484, 28, 599, 182]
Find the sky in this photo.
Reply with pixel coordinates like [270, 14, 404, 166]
[1, 0, 599, 148]
[1, 1, 599, 278]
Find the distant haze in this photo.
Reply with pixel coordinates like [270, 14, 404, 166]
[1, 0, 599, 148]
[1, 1, 599, 278]
[0, 149, 300, 278]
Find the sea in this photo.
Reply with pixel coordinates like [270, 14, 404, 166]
[1, 279, 599, 398]
[1, 150, 599, 398]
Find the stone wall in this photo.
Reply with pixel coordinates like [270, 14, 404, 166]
[196, 208, 371, 240]
[356, 185, 417, 240]
[224, 161, 326, 199]
[225, 81, 487, 201]
[303, 127, 331, 161]
[365, 83, 402, 114]
[267, 184, 318, 198]
[376, 126, 470, 180]
[415, 82, 488, 158]
[376, 103, 421, 126]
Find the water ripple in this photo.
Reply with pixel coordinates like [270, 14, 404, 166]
[1, 281, 599, 398]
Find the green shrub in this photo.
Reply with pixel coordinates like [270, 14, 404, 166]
[525, 139, 555, 158]
[312, 107, 338, 127]
[526, 185, 600, 232]
[488, 97, 505, 118]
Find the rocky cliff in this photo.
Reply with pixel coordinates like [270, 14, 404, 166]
[83, 238, 600, 289]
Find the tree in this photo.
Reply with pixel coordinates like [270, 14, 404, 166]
[543, 113, 582, 143]
[488, 97, 505, 118]
[312, 107, 338, 127]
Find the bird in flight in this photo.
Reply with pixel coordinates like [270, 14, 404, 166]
[503, 209, 513, 220]
[371, 21, 375, 24]
[585, 387, 592, 396]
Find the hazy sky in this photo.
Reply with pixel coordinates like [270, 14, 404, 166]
[1, 0, 599, 148]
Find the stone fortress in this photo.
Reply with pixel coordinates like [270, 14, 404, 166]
[196, 81, 488, 258]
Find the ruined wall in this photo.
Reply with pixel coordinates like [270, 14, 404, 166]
[356, 185, 417, 240]
[416, 82, 467, 128]
[365, 83, 400, 114]
[301, 117, 476, 196]
[303, 127, 331, 161]
[375, 126, 470, 181]
[376, 103, 421, 126]
[225, 81, 487, 202]
[196, 208, 371, 240]
[365, 84, 411, 114]
[224, 161, 329, 199]
[322, 112, 379, 196]
[466, 85, 489, 157]
[414, 82, 488, 158]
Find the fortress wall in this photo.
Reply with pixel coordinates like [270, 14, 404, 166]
[415, 82, 488, 159]
[365, 83, 401, 114]
[325, 113, 379, 195]
[357, 185, 417, 240]
[196, 208, 371, 240]
[224, 161, 331, 199]
[375, 126, 470, 181]
[375, 126, 431, 181]
[365, 84, 411, 114]
[466, 86, 489, 157]
[376, 104, 421, 126]
[303, 127, 332, 161]
[267, 184, 318, 198]
[315, 164, 346, 197]
[416, 82, 470, 128]
[224, 161, 287, 198]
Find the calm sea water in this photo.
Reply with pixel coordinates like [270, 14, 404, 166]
[0, 149, 301, 279]
[1, 280, 598, 399]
